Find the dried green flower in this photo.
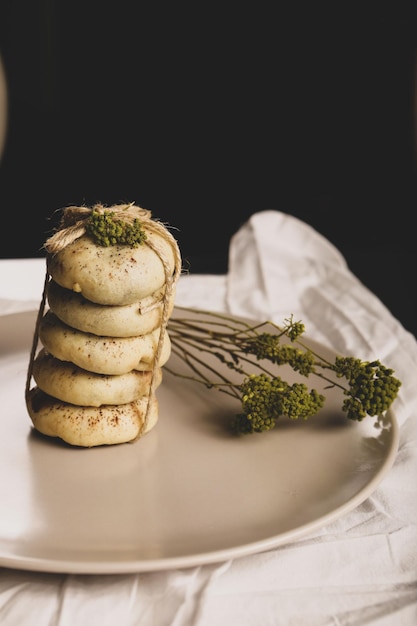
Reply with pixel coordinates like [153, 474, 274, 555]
[166, 308, 402, 435]
[85, 210, 147, 247]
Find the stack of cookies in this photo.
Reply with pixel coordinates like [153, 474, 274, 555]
[25, 204, 181, 447]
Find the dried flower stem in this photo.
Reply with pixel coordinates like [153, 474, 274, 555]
[166, 307, 402, 435]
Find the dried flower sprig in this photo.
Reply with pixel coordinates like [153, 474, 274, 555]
[166, 307, 402, 435]
[85, 209, 147, 247]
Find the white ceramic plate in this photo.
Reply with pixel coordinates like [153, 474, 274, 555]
[0, 309, 399, 574]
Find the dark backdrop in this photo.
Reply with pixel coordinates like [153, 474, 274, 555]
[1, 3, 417, 336]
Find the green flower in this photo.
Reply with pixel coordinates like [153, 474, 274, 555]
[85, 210, 147, 247]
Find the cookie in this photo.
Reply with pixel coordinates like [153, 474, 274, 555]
[32, 349, 163, 406]
[47, 230, 177, 305]
[39, 311, 171, 375]
[47, 280, 175, 337]
[27, 387, 159, 447]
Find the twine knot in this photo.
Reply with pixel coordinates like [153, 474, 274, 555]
[44, 202, 152, 255]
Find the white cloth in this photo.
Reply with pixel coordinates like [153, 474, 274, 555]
[1, 210, 416, 626]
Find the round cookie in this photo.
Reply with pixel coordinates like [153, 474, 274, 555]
[27, 387, 159, 447]
[47, 230, 177, 305]
[39, 311, 172, 375]
[32, 349, 163, 407]
[47, 280, 176, 337]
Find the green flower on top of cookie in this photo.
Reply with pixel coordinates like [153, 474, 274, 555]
[85, 209, 148, 248]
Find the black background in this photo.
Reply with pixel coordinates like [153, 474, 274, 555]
[1, 3, 417, 336]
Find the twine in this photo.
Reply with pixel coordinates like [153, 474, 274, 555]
[26, 203, 182, 443]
